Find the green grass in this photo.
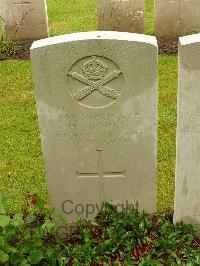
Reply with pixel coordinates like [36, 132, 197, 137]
[0, 61, 47, 210]
[158, 56, 178, 213]
[145, 0, 154, 35]
[0, 0, 177, 213]
[47, 0, 98, 36]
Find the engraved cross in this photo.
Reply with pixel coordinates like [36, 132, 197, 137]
[77, 150, 125, 202]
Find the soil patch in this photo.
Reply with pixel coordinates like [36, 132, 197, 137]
[1, 36, 178, 61]
[12, 40, 33, 60]
[157, 36, 178, 55]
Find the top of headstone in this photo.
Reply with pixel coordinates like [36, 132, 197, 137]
[31, 31, 157, 50]
[179, 33, 200, 46]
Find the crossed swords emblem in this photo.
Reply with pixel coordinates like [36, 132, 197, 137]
[68, 67, 122, 101]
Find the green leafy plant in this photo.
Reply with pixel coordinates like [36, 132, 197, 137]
[0, 196, 200, 265]
[0, 37, 18, 61]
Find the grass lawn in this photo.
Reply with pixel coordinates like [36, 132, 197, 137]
[0, 0, 177, 213]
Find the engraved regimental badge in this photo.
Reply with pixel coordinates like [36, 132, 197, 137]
[67, 56, 124, 108]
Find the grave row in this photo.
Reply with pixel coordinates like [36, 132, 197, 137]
[100, 0, 200, 36]
[30, 31, 200, 237]
[1, 0, 200, 40]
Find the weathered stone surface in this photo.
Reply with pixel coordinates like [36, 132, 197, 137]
[155, 0, 200, 37]
[97, 0, 144, 33]
[174, 34, 200, 237]
[1, 0, 49, 40]
[31, 31, 157, 221]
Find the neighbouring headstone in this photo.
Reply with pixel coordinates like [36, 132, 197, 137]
[97, 0, 144, 33]
[155, 0, 200, 37]
[1, 0, 49, 40]
[174, 34, 200, 237]
[31, 31, 157, 222]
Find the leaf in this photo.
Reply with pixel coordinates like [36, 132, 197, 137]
[0, 250, 9, 263]
[19, 260, 30, 266]
[57, 215, 68, 225]
[28, 194, 46, 209]
[0, 195, 10, 215]
[42, 219, 56, 234]
[28, 250, 43, 264]
[21, 241, 33, 253]
[186, 262, 194, 266]
[0, 214, 10, 227]
[0, 201, 7, 215]
[25, 213, 36, 224]
[10, 252, 24, 264]
[6, 224, 17, 238]
[34, 239, 43, 248]
[12, 212, 24, 227]
[23, 229, 31, 241]
[90, 221, 98, 226]
[73, 258, 82, 266]
[28, 195, 37, 206]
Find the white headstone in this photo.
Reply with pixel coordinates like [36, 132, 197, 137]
[155, 0, 200, 37]
[174, 33, 200, 236]
[1, 0, 49, 40]
[31, 31, 157, 222]
[97, 0, 144, 33]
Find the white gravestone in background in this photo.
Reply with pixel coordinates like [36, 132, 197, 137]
[1, 0, 49, 40]
[31, 32, 157, 222]
[174, 34, 200, 237]
[155, 0, 200, 37]
[97, 0, 144, 33]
